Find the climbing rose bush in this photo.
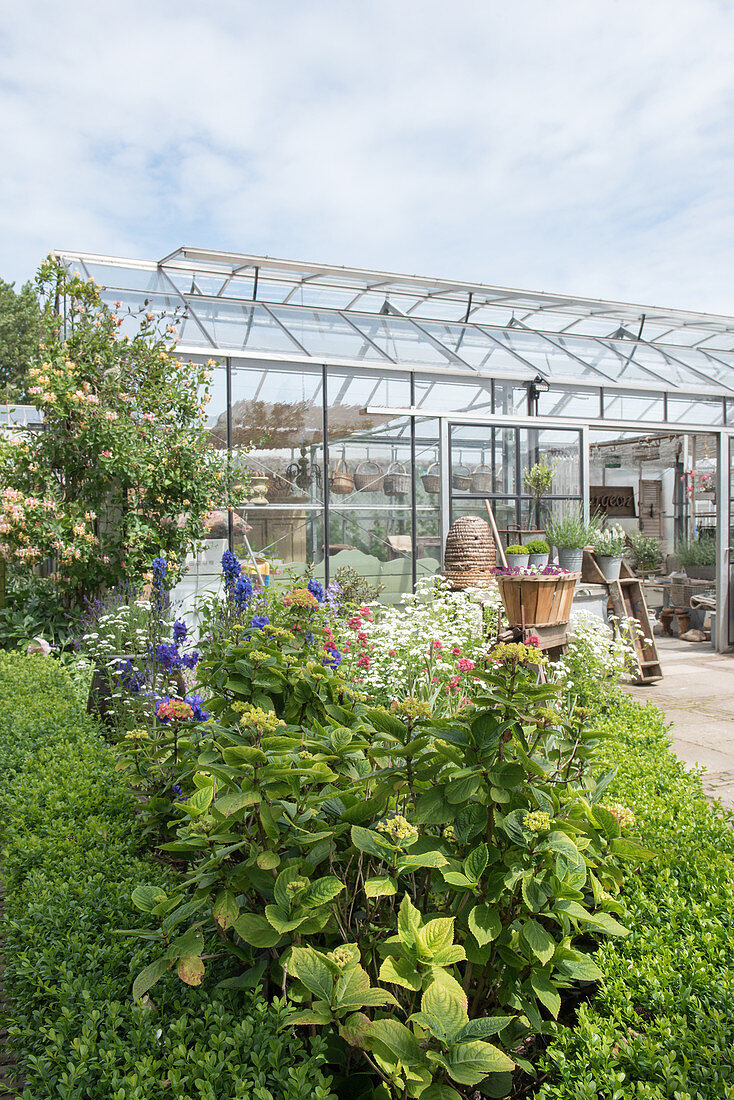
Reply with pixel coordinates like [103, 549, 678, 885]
[0, 257, 242, 606]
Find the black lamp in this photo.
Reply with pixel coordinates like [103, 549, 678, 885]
[528, 374, 550, 410]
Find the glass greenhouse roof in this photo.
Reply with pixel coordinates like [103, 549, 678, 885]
[54, 247, 734, 396]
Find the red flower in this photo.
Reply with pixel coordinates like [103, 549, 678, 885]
[457, 658, 475, 672]
[348, 616, 362, 631]
[388, 649, 396, 657]
[526, 634, 540, 647]
[432, 640, 442, 651]
[356, 654, 371, 669]
[451, 646, 462, 657]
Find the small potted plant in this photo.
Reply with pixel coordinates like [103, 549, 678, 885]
[493, 562, 578, 630]
[524, 538, 550, 568]
[505, 544, 529, 569]
[545, 509, 596, 572]
[523, 460, 556, 526]
[627, 531, 662, 580]
[677, 537, 716, 581]
[592, 524, 627, 582]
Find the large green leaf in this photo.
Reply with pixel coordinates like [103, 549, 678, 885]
[290, 946, 335, 1004]
[379, 956, 422, 991]
[520, 919, 556, 965]
[463, 843, 488, 883]
[302, 876, 345, 908]
[414, 974, 469, 1043]
[530, 972, 561, 1018]
[212, 888, 239, 931]
[222, 745, 268, 765]
[364, 876, 396, 898]
[182, 785, 214, 817]
[398, 849, 448, 869]
[131, 884, 168, 913]
[365, 1018, 421, 1064]
[415, 916, 455, 961]
[177, 955, 205, 986]
[467, 903, 501, 946]
[397, 893, 421, 947]
[555, 952, 603, 982]
[265, 904, 309, 934]
[430, 1039, 515, 1085]
[215, 789, 261, 816]
[233, 912, 283, 948]
[351, 824, 394, 860]
[132, 956, 171, 1001]
[458, 1016, 516, 1040]
[166, 927, 204, 959]
[610, 837, 657, 861]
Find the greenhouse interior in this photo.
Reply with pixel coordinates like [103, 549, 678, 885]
[56, 247, 734, 650]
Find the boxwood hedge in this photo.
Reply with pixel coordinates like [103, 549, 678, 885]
[539, 694, 734, 1100]
[0, 654, 335, 1100]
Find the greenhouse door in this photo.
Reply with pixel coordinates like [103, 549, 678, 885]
[444, 421, 584, 541]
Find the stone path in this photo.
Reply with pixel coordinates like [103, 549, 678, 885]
[624, 634, 734, 808]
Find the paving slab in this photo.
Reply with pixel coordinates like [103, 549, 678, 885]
[623, 634, 734, 808]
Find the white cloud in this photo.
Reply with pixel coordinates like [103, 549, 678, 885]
[2, 0, 734, 314]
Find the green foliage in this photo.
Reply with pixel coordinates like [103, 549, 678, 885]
[505, 545, 529, 556]
[334, 564, 384, 605]
[0, 258, 245, 607]
[538, 694, 734, 1099]
[676, 536, 716, 568]
[0, 654, 335, 1099]
[524, 540, 550, 554]
[0, 572, 77, 650]
[0, 276, 40, 395]
[524, 461, 556, 503]
[545, 510, 598, 551]
[626, 531, 662, 574]
[136, 633, 640, 1097]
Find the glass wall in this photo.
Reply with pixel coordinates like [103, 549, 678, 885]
[449, 424, 583, 543]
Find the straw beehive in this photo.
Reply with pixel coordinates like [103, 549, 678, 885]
[443, 516, 496, 589]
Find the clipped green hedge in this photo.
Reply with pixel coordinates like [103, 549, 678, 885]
[0, 654, 335, 1100]
[539, 694, 734, 1100]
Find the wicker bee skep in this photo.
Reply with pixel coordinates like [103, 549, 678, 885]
[443, 516, 496, 589]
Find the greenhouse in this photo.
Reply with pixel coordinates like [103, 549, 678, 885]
[57, 247, 734, 649]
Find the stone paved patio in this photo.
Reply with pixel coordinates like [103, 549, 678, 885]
[624, 633, 734, 808]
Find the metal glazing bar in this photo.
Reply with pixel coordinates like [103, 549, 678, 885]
[258, 302, 311, 356]
[337, 311, 396, 362]
[157, 268, 217, 348]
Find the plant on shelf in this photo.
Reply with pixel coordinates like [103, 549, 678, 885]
[523, 460, 556, 525]
[626, 531, 662, 579]
[591, 524, 628, 582]
[677, 537, 716, 569]
[545, 509, 597, 572]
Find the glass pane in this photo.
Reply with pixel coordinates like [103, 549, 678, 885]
[328, 507, 413, 604]
[230, 361, 324, 506]
[236, 507, 325, 576]
[415, 321, 532, 375]
[494, 381, 528, 416]
[348, 315, 456, 366]
[603, 391, 664, 422]
[414, 375, 493, 415]
[269, 306, 391, 362]
[666, 395, 724, 425]
[450, 424, 517, 496]
[325, 369, 411, 508]
[415, 417, 442, 577]
[537, 387, 601, 418]
[209, 302, 303, 354]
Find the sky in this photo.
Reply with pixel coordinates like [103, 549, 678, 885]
[2, 0, 734, 314]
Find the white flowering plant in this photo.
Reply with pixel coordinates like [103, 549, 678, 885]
[592, 524, 627, 558]
[333, 575, 506, 716]
[551, 609, 641, 705]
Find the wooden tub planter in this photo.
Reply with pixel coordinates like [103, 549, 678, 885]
[496, 570, 580, 629]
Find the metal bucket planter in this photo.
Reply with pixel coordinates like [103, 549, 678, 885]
[556, 547, 584, 572]
[528, 552, 549, 568]
[596, 554, 622, 582]
[505, 552, 529, 569]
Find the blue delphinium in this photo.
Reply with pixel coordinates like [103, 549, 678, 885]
[182, 650, 200, 670]
[233, 575, 254, 611]
[307, 578, 324, 603]
[153, 642, 183, 673]
[118, 659, 146, 693]
[323, 647, 342, 668]
[221, 550, 242, 593]
[173, 618, 188, 644]
[172, 784, 186, 802]
[151, 556, 167, 613]
[250, 614, 269, 630]
[186, 693, 210, 721]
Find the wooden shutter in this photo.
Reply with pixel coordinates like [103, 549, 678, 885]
[639, 480, 663, 538]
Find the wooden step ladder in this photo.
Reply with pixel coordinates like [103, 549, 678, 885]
[581, 552, 663, 684]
